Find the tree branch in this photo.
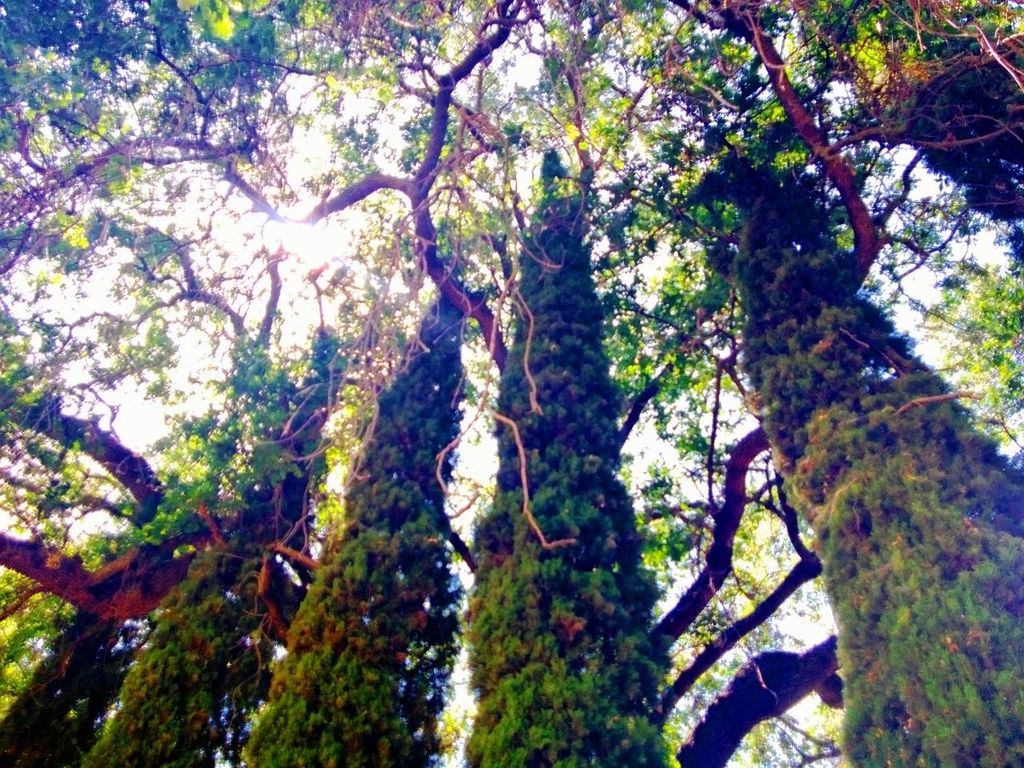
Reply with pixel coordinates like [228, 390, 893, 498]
[676, 636, 840, 768]
[178, 287, 246, 336]
[492, 410, 576, 549]
[655, 554, 823, 723]
[654, 427, 769, 641]
[739, 10, 884, 278]
[268, 541, 319, 572]
[257, 554, 290, 643]
[449, 530, 477, 572]
[304, 173, 412, 223]
[411, 189, 508, 370]
[0, 531, 202, 620]
[618, 363, 672, 448]
[669, 0, 886, 278]
[224, 160, 287, 222]
[258, 250, 284, 347]
[299, 3, 524, 371]
[416, 0, 522, 182]
[25, 397, 164, 526]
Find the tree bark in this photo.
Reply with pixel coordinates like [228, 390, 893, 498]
[677, 636, 840, 768]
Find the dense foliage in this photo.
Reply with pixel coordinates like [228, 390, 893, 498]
[719, 168, 1024, 766]
[84, 548, 272, 767]
[246, 301, 464, 767]
[1, 1, 1023, 766]
[467, 155, 665, 766]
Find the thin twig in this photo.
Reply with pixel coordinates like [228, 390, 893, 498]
[0, 584, 43, 623]
[896, 390, 976, 415]
[492, 410, 576, 550]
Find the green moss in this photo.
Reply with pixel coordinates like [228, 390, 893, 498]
[467, 155, 667, 768]
[245, 300, 464, 768]
[797, 396, 1024, 767]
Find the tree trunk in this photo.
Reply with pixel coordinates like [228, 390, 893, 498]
[731, 181, 1024, 767]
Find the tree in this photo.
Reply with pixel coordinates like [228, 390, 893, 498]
[83, 547, 273, 767]
[1, 1, 1022, 766]
[467, 153, 665, 766]
[245, 300, 464, 767]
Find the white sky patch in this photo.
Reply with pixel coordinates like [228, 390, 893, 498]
[263, 218, 342, 273]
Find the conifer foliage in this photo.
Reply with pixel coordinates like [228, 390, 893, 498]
[466, 154, 667, 768]
[727, 173, 1024, 767]
[83, 548, 273, 768]
[245, 300, 464, 768]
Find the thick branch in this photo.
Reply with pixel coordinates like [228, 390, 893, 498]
[655, 554, 823, 723]
[676, 636, 840, 768]
[399, 2, 521, 369]
[670, 0, 884, 278]
[26, 397, 164, 526]
[269, 541, 319, 572]
[302, 3, 521, 370]
[449, 530, 478, 572]
[0, 532, 200, 620]
[225, 160, 286, 222]
[412, 190, 508, 369]
[305, 173, 411, 223]
[737, 11, 883, 278]
[417, 0, 521, 183]
[257, 554, 290, 643]
[654, 427, 769, 640]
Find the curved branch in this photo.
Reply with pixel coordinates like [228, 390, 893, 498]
[653, 427, 769, 641]
[290, 4, 522, 369]
[179, 287, 246, 336]
[0, 531, 201, 620]
[676, 636, 840, 768]
[26, 397, 164, 526]
[411, 189, 509, 369]
[670, 0, 885, 278]
[738, 11, 884, 278]
[304, 173, 412, 223]
[417, 0, 522, 182]
[400, 0, 522, 368]
[492, 410, 576, 549]
[655, 554, 823, 724]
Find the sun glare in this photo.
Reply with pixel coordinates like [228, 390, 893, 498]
[264, 219, 339, 275]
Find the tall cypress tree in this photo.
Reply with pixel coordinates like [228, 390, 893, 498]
[723, 170, 1024, 767]
[466, 154, 666, 768]
[245, 300, 464, 768]
[83, 547, 273, 768]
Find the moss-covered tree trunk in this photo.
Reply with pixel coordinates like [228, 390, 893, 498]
[466, 155, 667, 768]
[245, 300, 464, 768]
[731, 189, 1024, 767]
